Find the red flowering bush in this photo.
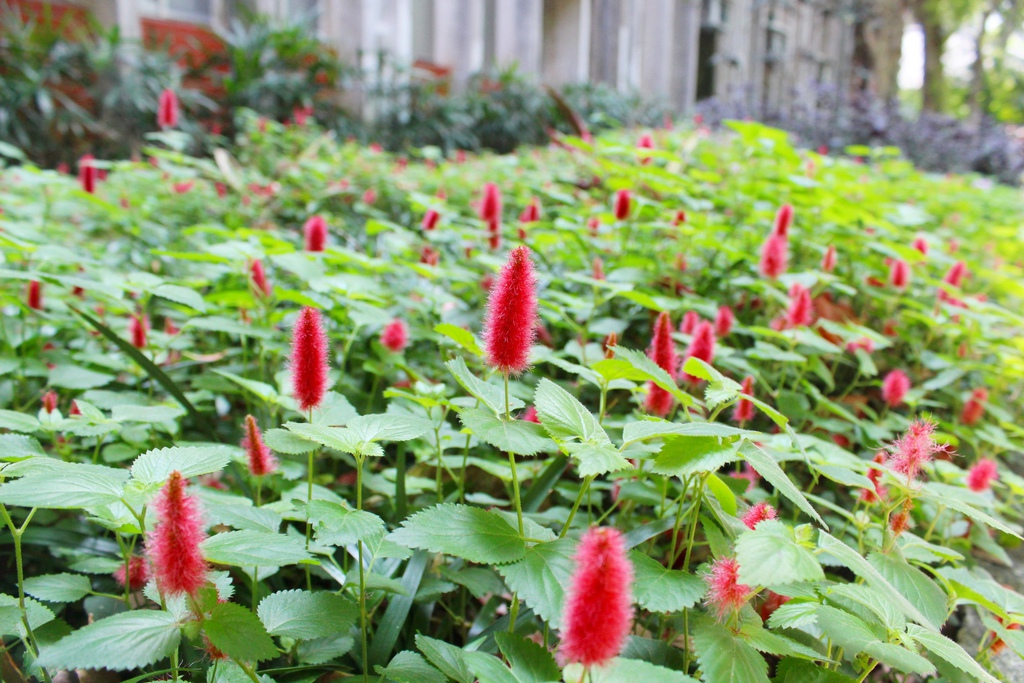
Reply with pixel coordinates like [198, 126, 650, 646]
[1, 118, 1023, 683]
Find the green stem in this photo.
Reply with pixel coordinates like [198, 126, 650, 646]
[305, 407, 314, 591]
[504, 374, 525, 537]
[235, 659, 262, 683]
[559, 475, 595, 539]
[508, 593, 520, 633]
[357, 455, 369, 683]
[856, 661, 878, 683]
[0, 505, 49, 683]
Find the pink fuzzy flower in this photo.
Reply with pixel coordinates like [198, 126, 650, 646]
[644, 311, 678, 417]
[521, 406, 540, 423]
[961, 388, 988, 426]
[587, 217, 600, 236]
[889, 259, 911, 290]
[772, 204, 794, 238]
[421, 209, 440, 231]
[129, 313, 148, 349]
[821, 245, 837, 273]
[714, 305, 734, 337]
[846, 338, 874, 354]
[733, 375, 756, 423]
[362, 188, 377, 205]
[861, 452, 888, 503]
[27, 280, 42, 310]
[592, 257, 605, 281]
[560, 527, 634, 667]
[519, 198, 540, 223]
[381, 319, 409, 353]
[681, 321, 716, 383]
[967, 458, 998, 492]
[304, 215, 328, 252]
[759, 234, 788, 279]
[79, 154, 97, 194]
[613, 190, 632, 220]
[705, 557, 751, 620]
[147, 471, 208, 597]
[41, 390, 58, 413]
[250, 259, 272, 298]
[672, 210, 686, 226]
[785, 283, 812, 328]
[881, 369, 910, 407]
[420, 246, 439, 266]
[637, 133, 654, 164]
[913, 235, 929, 256]
[944, 261, 968, 288]
[680, 310, 700, 335]
[114, 555, 150, 591]
[887, 419, 950, 482]
[290, 307, 329, 412]
[242, 414, 277, 477]
[483, 246, 538, 375]
[741, 502, 777, 530]
[158, 88, 179, 129]
[479, 182, 502, 222]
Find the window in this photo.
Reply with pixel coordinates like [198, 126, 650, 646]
[141, 0, 213, 23]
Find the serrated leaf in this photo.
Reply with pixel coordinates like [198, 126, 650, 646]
[612, 346, 693, 407]
[204, 602, 277, 662]
[37, 611, 180, 670]
[458, 408, 551, 455]
[48, 365, 115, 390]
[905, 624, 999, 683]
[739, 623, 825, 660]
[201, 530, 312, 567]
[376, 650, 447, 683]
[24, 574, 92, 603]
[0, 593, 55, 636]
[0, 463, 128, 509]
[297, 634, 355, 664]
[682, 357, 740, 408]
[389, 504, 526, 563]
[416, 634, 475, 683]
[446, 357, 522, 414]
[497, 538, 576, 628]
[258, 589, 357, 639]
[863, 641, 935, 675]
[736, 521, 823, 586]
[741, 442, 825, 527]
[565, 442, 633, 477]
[621, 420, 751, 444]
[306, 500, 386, 546]
[651, 435, 740, 478]
[867, 552, 948, 630]
[564, 658, 698, 683]
[436, 324, 484, 357]
[131, 446, 232, 485]
[111, 404, 185, 423]
[152, 284, 207, 311]
[533, 378, 609, 444]
[0, 433, 45, 460]
[630, 551, 705, 612]
[495, 632, 561, 683]
[464, 651, 520, 683]
[693, 617, 770, 683]
[0, 410, 39, 432]
[264, 428, 319, 454]
[768, 602, 820, 630]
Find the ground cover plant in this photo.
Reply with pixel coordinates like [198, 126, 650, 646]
[1, 114, 1024, 683]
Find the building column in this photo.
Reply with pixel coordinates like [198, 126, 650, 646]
[671, 0, 701, 112]
[541, 0, 591, 86]
[494, 0, 543, 76]
[432, 0, 485, 89]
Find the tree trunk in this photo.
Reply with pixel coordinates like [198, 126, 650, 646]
[968, 7, 992, 124]
[854, 0, 906, 101]
[917, 1, 947, 112]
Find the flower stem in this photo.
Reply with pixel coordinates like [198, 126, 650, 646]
[305, 407, 314, 591]
[503, 374, 525, 537]
[356, 454, 369, 683]
[0, 505, 49, 683]
[559, 475, 594, 539]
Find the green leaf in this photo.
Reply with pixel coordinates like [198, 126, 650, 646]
[376, 651, 447, 683]
[705, 473, 737, 516]
[0, 410, 39, 433]
[740, 442, 825, 527]
[692, 617, 769, 683]
[464, 651, 520, 683]
[563, 658, 697, 683]
[286, 414, 432, 457]
[306, 500, 386, 546]
[740, 624, 824, 661]
[773, 658, 857, 683]
[630, 551, 705, 612]
[214, 370, 280, 403]
[612, 346, 693, 407]
[564, 442, 633, 477]
[497, 538, 576, 628]
[37, 611, 181, 670]
[152, 284, 207, 312]
[494, 632, 561, 683]
[204, 602, 278, 662]
[681, 357, 740, 408]
[0, 433, 44, 460]
[436, 324, 484, 357]
[921, 484, 1022, 540]
[297, 634, 355, 664]
[258, 589, 357, 639]
[533, 378, 609, 444]
[651, 435, 740, 478]
[0, 463, 128, 509]
[264, 428, 319, 454]
[416, 633, 475, 683]
[0, 594, 55, 636]
[459, 408, 551, 456]
[24, 573, 92, 603]
[446, 356, 522, 414]
[867, 552, 948, 630]
[863, 641, 935, 676]
[813, 605, 881, 655]
[201, 530, 313, 567]
[621, 420, 751, 444]
[111, 404, 185, 423]
[389, 504, 526, 563]
[736, 521, 823, 586]
[905, 624, 999, 683]
[48, 365, 115, 390]
[130, 446, 232, 485]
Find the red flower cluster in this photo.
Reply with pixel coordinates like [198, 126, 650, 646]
[290, 307, 329, 411]
[304, 215, 328, 252]
[961, 388, 988, 426]
[482, 246, 538, 375]
[242, 414, 278, 477]
[147, 471, 208, 597]
[887, 419, 950, 482]
[381, 319, 409, 353]
[733, 375, 756, 423]
[681, 321, 716, 383]
[881, 369, 910, 407]
[741, 502, 777, 530]
[114, 555, 150, 591]
[966, 459, 998, 492]
[644, 312, 677, 417]
[705, 557, 751, 619]
[250, 259, 272, 298]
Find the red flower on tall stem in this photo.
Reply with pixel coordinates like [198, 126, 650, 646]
[644, 311, 677, 416]
[147, 471, 208, 597]
[290, 307, 329, 412]
[158, 89, 179, 129]
[482, 246, 538, 375]
[242, 415, 277, 477]
[681, 321, 716, 383]
[304, 215, 328, 252]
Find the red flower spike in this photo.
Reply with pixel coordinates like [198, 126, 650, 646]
[587, 217, 600, 236]
[881, 369, 910, 407]
[420, 246, 439, 266]
[147, 471, 208, 597]
[681, 321, 716, 383]
[114, 555, 150, 591]
[759, 234, 788, 279]
[889, 259, 911, 290]
[758, 591, 791, 622]
[822, 245, 837, 273]
[519, 199, 540, 223]
[944, 261, 968, 288]
[714, 305, 734, 338]
[861, 452, 888, 503]
[250, 259, 272, 298]
[381, 319, 409, 353]
[741, 502, 777, 530]
[422, 209, 440, 231]
[913, 235, 929, 256]
[602, 332, 618, 359]
[479, 182, 502, 222]
[672, 210, 686, 226]
[705, 557, 751, 620]
[772, 204, 794, 238]
[129, 313, 148, 349]
[785, 284, 812, 328]
[961, 388, 988, 426]
[69, 400, 81, 416]
[362, 189, 376, 205]
[482, 246, 538, 375]
[521, 406, 540, 423]
[592, 257, 606, 281]
[242, 415, 277, 478]
[27, 280, 42, 310]
[887, 420, 950, 482]
[613, 189, 632, 220]
[560, 527, 634, 667]
[637, 133, 654, 164]
[733, 375, 756, 423]
[41, 390, 58, 413]
[290, 307, 329, 412]
[967, 459, 998, 492]
[680, 311, 700, 335]
[644, 312, 678, 416]
[304, 215, 328, 252]
[79, 155, 97, 194]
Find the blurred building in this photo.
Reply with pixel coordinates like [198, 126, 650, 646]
[10, 0, 857, 113]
